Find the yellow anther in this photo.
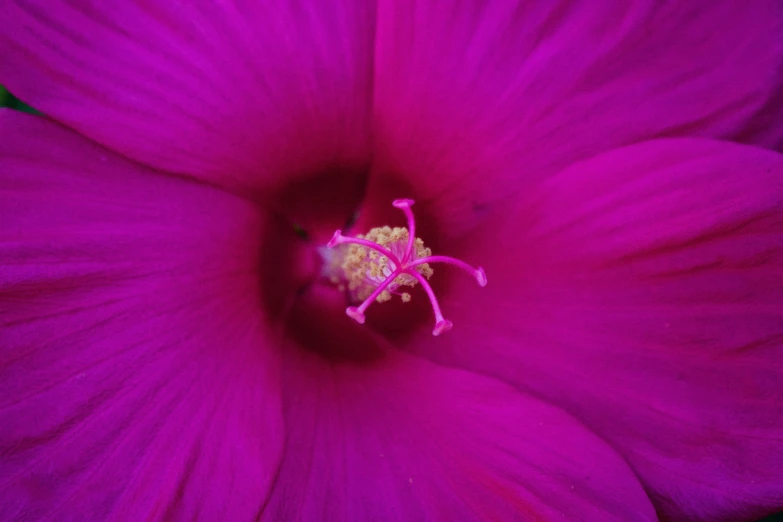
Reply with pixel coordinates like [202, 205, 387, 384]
[339, 226, 432, 304]
[325, 198, 486, 336]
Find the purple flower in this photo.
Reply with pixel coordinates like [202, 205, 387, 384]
[1, 2, 783, 521]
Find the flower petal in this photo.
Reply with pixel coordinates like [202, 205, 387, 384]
[369, 0, 783, 234]
[407, 139, 783, 521]
[0, 111, 285, 519]
[262, 286, 656, 521]
[0, 2, 375, 195]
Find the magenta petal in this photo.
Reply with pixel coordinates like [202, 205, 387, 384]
[411, 139, 783, 521]
[0, 2, 375, 194]
[263, 292, 655, 521]
[0, 111, 284, 519]
[369, 1, 783, 233]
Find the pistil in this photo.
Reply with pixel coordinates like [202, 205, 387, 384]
[326, 199, 486, 336]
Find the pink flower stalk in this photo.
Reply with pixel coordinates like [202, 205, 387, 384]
[1, 2, 783, 521]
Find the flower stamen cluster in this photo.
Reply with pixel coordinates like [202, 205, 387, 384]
[327, 199, 487, 336]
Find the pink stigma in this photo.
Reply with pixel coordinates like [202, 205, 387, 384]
[327, 199, 486, 336]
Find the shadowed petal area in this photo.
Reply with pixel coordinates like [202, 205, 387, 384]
[0, 111, 284, 520]
[370, 0, 783, 234]
[262, 286, 656, 522]
[0, 1, 375, 196]
[407, 139, 783, 521]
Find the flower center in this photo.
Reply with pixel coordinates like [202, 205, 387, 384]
[325, 199, 486, 336]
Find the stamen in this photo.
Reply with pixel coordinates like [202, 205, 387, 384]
[326, 199, 486, 336]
